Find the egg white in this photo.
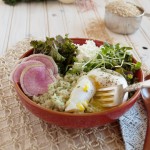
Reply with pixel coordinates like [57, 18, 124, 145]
[87, 68, 128, 102]
[65, 68, 128, 112]
[65, 76, 96, 112]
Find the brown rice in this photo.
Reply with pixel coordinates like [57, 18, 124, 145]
[106, 0, 142, 17]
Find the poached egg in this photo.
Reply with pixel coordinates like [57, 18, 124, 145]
[65, 68, 128, 112]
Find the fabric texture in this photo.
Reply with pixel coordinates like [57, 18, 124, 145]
[119, 65, 149, 150]
[119, 99, 147, 150]
[0, 39, 124, 150]
[0, 39, 148, 150]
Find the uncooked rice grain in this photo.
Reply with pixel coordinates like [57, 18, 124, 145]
[106, 0, 142, 17]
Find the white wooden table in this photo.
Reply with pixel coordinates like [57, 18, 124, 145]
[0, 0, 150, 149]
[0, 0, 150, 68]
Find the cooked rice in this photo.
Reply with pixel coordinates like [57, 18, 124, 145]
[32, 73, 86, 111]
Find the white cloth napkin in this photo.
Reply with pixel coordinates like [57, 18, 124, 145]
[119, 98, 147, 150]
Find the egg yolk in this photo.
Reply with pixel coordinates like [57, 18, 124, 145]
[88, 75, 101, 89]
[76, 103, 85, 111]
[82, 100, 88, 108]
[83, 84, 89, 92]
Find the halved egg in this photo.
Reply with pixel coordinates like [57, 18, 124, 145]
[87, 68, 128, 102]
[65, 68, 128, 113]
[65, 76, 96, 112]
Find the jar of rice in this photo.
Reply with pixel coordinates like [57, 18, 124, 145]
[105, 0, 142, 17]
[105, 0, 144, 34]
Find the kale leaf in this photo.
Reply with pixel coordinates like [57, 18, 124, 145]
[30, 35, 77, 75]
[3, 0, 54, 5]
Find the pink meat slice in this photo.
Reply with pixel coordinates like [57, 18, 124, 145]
[10, 60, 44, 83]
[20, 64, 55, 96]
[22, 54, 58, 76]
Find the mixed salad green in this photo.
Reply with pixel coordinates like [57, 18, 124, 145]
[31, 35, 78, 75]
[30, 35, 141, 85]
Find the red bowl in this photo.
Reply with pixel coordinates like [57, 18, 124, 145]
[14, 38, 144, 128]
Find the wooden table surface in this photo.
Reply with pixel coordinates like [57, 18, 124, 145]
[0, 0, 150, 68]
[0, 0, 150, 149]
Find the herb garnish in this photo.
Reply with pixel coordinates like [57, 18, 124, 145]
[70, 42, 141, 84]
[31, 36, 141, 84]
[30, 35, 78, 75]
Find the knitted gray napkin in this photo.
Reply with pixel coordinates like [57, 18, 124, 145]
[119, 98, 147, 150]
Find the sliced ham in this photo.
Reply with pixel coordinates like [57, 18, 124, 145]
[20, 64, 55, 96]
[10, 60, 43, 83]
[22, 54, 58, 76]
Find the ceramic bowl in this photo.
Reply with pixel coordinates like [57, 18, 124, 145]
[14, 38, 144, 128]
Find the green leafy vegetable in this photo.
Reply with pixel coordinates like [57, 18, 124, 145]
[3, 0, 55, 5]
[3, 0, 42, 5]
[30, 35, 78, 75]
[31, 36, 141, 84]
[70, 42, 141, 84]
